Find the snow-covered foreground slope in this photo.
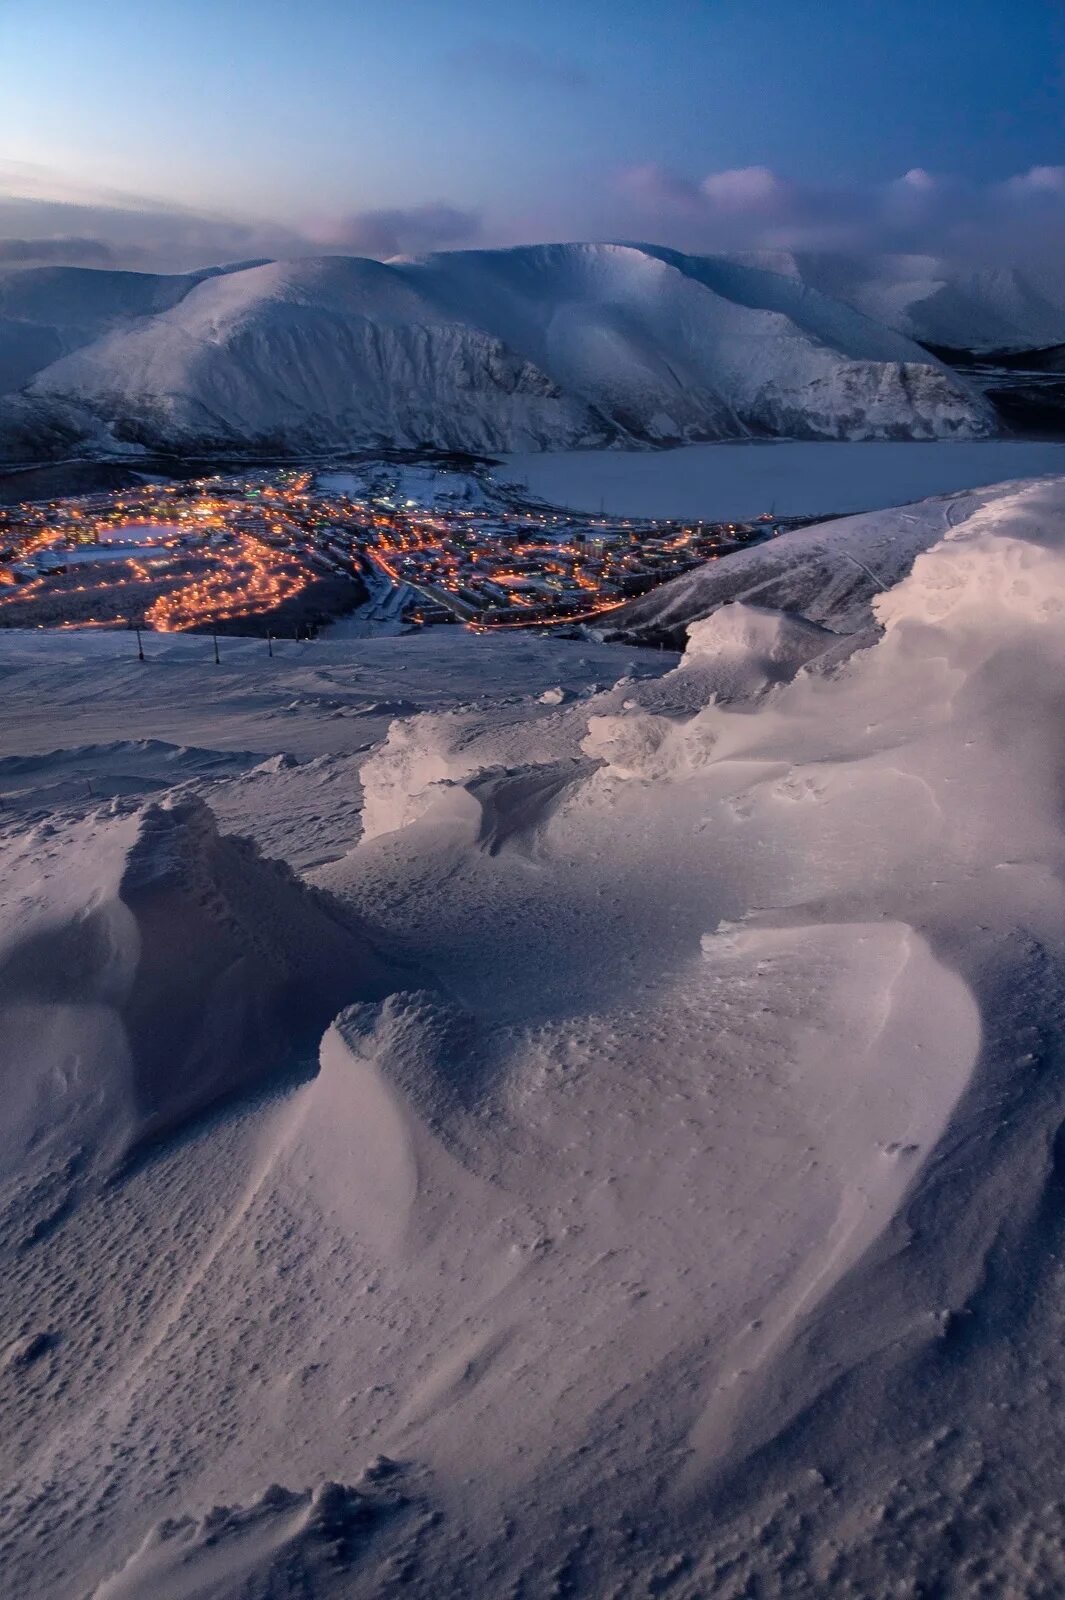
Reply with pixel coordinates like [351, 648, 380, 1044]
[7, 481, 1065, 1594]
[0, 245, 991, 458]
[599, 476, 998, 645]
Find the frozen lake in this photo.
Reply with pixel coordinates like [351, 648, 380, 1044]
[495, 440, 1065, 520]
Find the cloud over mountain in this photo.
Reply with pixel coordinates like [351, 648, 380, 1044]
[0, 237, 120, 267]
[0, 166, 482, 274]
[6, 157, 1065, 281]
[0, 185, 305, 275]
[615, 162, 1065, 273]
[319, 204, 482, 259]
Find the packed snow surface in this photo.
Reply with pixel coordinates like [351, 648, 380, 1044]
[0, 244, 992, 458]
[7, 480, 1065, 1595]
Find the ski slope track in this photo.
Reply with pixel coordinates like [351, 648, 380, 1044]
[5, 479, 1065, 1595]
[0, 245, 993, 459]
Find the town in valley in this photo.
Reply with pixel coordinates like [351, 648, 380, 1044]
[0, 460, 793, 638]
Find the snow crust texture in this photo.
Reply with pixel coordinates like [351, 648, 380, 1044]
[0, 245, 993, 457]
[7, 481, 1065, 1595]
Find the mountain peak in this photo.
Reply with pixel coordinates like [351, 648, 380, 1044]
[0, 243, 998, 460]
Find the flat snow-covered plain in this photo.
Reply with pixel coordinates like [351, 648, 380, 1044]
[498, 438, 1065, 518]
[7, 480, 1065, 1597]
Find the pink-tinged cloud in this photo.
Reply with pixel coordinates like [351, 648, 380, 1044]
[700, 166, 788, 212]
[616, 163, 705, 214]
[1003, 165, 1065, 197]
[7, 158, 1065, 277]
[310, 204, 482, 260]
[610, 160, 1065, 270]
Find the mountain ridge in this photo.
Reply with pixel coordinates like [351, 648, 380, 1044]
[0, 243, 994, 459]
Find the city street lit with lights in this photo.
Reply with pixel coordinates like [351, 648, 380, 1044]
[0, 460, 784, 637]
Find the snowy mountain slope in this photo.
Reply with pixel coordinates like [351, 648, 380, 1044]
[0, 267, 192, 395]
[28, 255, 599, 454]
[7, 479, 1065, 1594]
[0, 262, 263, 398]
[599, 479, 1017, 644]
[900, 264, 1065, 351]
[404, 242, 983, 443]
[0, 244, 993, 458]
[644, 245, 931, 360]
[731, 250, 1065, 352]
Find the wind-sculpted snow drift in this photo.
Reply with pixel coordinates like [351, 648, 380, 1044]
[0, 794, 401, 1178]
[0, 244, 992, 458]
[7, 480, 1065, 1595]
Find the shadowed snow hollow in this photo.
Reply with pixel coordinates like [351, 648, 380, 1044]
[0, 794, 401, 1172]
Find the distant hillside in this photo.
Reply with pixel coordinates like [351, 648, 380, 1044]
[0, 244, 993, 460]
[726, 250, 1065, 353]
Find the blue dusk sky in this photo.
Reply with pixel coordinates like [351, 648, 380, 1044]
[2, 0, 1064, 269]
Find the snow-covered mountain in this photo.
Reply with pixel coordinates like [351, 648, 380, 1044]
[0, 244, 992, 459]
[728, 250, 1065, 352]
[0, 260, 265, 395]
